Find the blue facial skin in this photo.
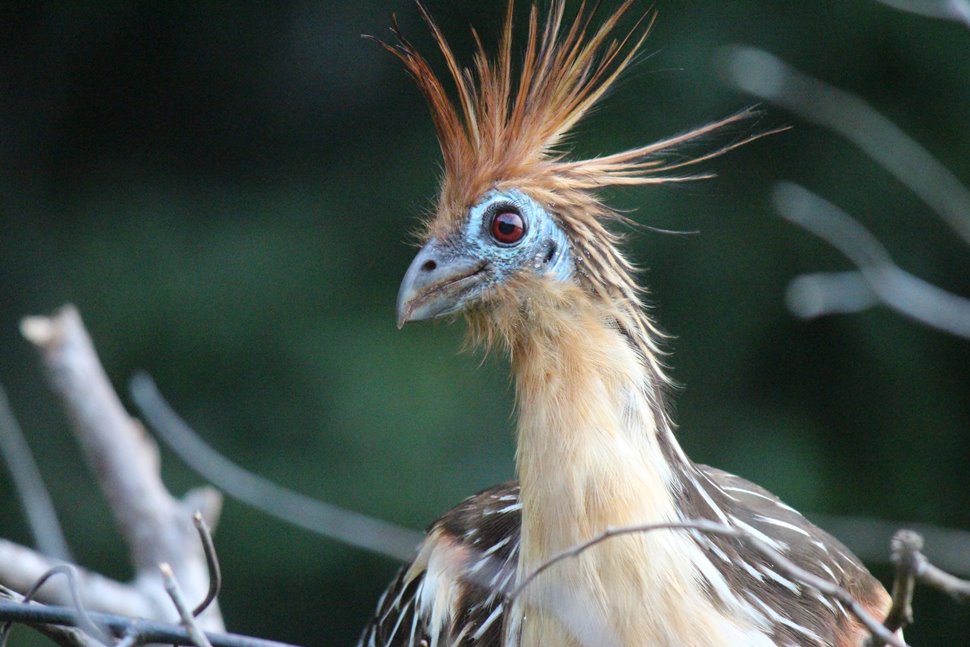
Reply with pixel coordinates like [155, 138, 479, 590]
[396, 188, 575, 324]
[461, 188, 574, 292]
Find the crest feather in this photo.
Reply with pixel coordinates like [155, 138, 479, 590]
[374, 1, 766, 226]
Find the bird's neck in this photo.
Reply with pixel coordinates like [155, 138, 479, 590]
[508, 284, 687, 553]
[504, 285, 745, 645]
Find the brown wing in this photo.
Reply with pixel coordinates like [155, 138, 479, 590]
[360, 470, 889, 647]
[694, 465, 891, 646]
[357, 482, 521, 647]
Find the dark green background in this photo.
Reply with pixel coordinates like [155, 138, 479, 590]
[1, 1, 968, 644]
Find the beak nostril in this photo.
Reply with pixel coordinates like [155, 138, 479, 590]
[421, 260, 437, 272]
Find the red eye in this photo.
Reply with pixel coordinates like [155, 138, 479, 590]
[490, 210, 525, 244]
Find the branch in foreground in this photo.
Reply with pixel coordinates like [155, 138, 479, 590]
[0, 384, 72, 561]
[773, 182, 970, 340]
[191, 512, 222, 618]
[160, 563, 213, 647]
[0, 586, 96, 647]
[718, 44, 970, 246]
[894, 532, 970, 604]
[0, 600, 301, 647]
[4, 565, 109, 645]
[129, 372, 424, 562]
[18, 305, 224, 628]
[875, 531, 920, 646]
[868, 529, 970, 646]
[509, 519, 907, 647]
[0, 539, 155, 619]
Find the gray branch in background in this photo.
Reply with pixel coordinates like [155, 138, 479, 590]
[129, 372, 425, 563]
[0, 385, 72, 561]
[719, 44, 970, 247]
[873, 0, 970, 28]
[784, 271, 878, 319]
[774, 182, 970, 340]
[813, 514, 970, 578]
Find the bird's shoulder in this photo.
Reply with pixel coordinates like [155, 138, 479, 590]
[689, 465, 891, 644]
[357, 482, 521, 647]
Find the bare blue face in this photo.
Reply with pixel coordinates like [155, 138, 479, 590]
[396, 189, 574, 327]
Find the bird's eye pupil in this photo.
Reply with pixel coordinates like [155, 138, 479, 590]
[491, 210, 525, 244]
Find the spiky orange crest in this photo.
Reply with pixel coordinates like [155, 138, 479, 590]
[377, 1, 758, 235]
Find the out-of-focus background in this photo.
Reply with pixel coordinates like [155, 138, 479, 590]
[1, 1, 968, 644]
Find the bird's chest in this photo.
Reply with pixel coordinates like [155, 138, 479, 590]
[512, 512, 771, 647]
[511, 428, 772, 646]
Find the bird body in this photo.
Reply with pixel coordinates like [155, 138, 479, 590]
[359, 2, 891, 645]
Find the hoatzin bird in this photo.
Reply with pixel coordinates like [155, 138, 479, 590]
[359, 2, 892, 646]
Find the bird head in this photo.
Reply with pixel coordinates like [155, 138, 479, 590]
[396, 187, 572, 328]
[385, 1, 764, 351]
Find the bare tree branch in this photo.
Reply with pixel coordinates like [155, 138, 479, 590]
[160, 563, 214, 647]
[129, 371, 425, 562]
[191, 512, 222, 619]
[0, 383, 72, 561]
[0, 598, 302, 647]
[7, 565, 110, 646]
[875, 531, 920, 645]
[867, 529, 970, 646]
[18, 305, 225, 629]
[719, 45, 970, 246]
[772, 182, 970, 339]
[0, 586, 98, 647]
[813, 514, 970, 578]
[873, 0, 970, 28]
[0, 539, 155, 618]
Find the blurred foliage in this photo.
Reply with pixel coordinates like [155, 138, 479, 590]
[1, 1, 968, 645]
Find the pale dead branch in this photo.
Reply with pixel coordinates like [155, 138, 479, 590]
[14, 304, 224, 629]
[160, 563, 214, 647]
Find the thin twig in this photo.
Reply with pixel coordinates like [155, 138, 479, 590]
[191, 512, 222, 618]
[719, 45, 970, 246]
[0, 585, 96, 647]
[873, 530, 920, 646]
[160, 564, 213, 647]
[0, 384, 72, 561]
[0, 539, 156, 618]
[916, 556, 970, 603]
[129, 372, 424, 562]
[114, 627, 141, 647]
[0, 600, 302, 647]
[773, 182, 970, 339]
[509, 519, 908, 647]
[0, 565, 108, 647]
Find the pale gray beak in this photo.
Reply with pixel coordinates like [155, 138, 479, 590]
[396, 239, 487, 328]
